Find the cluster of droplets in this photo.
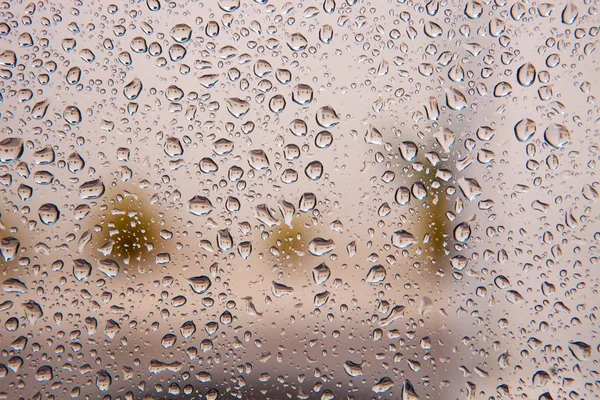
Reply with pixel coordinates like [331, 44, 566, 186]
[0, 0, 598, 399]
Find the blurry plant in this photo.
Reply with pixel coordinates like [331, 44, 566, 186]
[0, 203, 32, 277]
[86, 183, 168, 272]
[255, 213, 312, 274]
[408, 155, 453, 274]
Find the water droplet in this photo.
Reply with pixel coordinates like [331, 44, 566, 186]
[292, 84, 314, 105]
[400, 379, 420, 400]
[309, 238, 335, 256]
[79, 179, 105, 200]
[189, 276, 212, 294]
[312, 263, 331, 285]
[458, 178, 483, 201]
[272, 281, 294, 298]
[514, 118, 537, 142]
[343, 360, 364, 377]
[517, 62, 536, 87]
[276, 68, 292, 84]
[424, 21, 443, 38]
[0, 138, 24, 163]
[290, 119, 308, 137]
[218, 0, 240, 12]
[305, 161, 324, 180]
[170, 23, 192, 43]
[199, 157, 219, 174]
[454, 222, 471, 243]
[319, 24, 334, 43]
[287, 33, 308, 51]
[169, 44, 187, 61]
[446, 88, 468, 110]
[166, 85, 184, 102]
[544, 124, 570, 148]
[188, 196, 214, 216]
[98, 259, 120, 277]
[299, 192, 317, 212]
[217, 229, 234, 251]
[366, 265, 386, 283]
[268, 94, 286, 113]
[372, 377, 394, 393]
[226, 98, 250, 118]
[248, 149, 270, 171]
[561, 3, 579, 25]
[392, 230, 418, 250]
[464, 1, 483, 19]
[73, 259, 92, 281]
[31, 100, 50, 119]
[399, 141, 418, 161]
[434, 127, 455, 152]
[568, 341, 591, 361]
[493, 81, 512, 98]
[316, 105, 340, 128]
[38, 203, 60, 225]
[2, 278, 27, 294]
[63, 105, 82, 125]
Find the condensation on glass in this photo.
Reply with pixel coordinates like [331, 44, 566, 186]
[0, 0, 598, 399]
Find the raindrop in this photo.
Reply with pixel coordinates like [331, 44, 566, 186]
[272, 281, 294, 298]
[98, 259, 120, 277]
[493, 82, 512, 98]
[290, 119, 308, 137]
[63, 105, 82, 125]
[446, 88, 468, 110]
[38, 203, 60, 225]
[199, 157, 219, 174]
[218, 0, 240, 12]
[287, 33, 308, 51]
[320, 24, 334, 43]
[292, 84, 314, 105]
[170, 23, 192, 43]
[544, 124, 570, 148]
[169, 44, 187, 62]
[73, 259, 92, 281]
[514, 118, 537, 142]
[308, 238, 335, 256]
[372, 377, 394, 393]
[188, 196, 214, 216]
[315, 131, 333, 149]
[248, 150, 270, 171]
[366, 265, 386, 283]
[305, 161, 324, 180]
[124, 78, 143, 100]
[79, 179, 105, 200]
[454, 222, 471, 243]
[0, 138, 24, 163]
[226, 98, 250, 118]
[568, 341, 591, 361]
[316, 105, 340, 128]
[343, 361, 364, 377]
[399, 141, 418, 162]
[400, 379, 420, 400]
[517, 63, 536, 87]
[269, 94, 286, 113]
[561, 3, 579, 25]
[392, 230, 417, 249]
[312, 263, 331, 285]
[299, 192, 317, 212]
[464, 1, 483, 19]
[189, 276, 212, 294]
[424, 21, 443, 38]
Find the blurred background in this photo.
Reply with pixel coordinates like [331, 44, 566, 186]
[0, 0, 598, 399]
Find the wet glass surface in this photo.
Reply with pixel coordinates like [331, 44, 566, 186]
[0, 0, 599, 399]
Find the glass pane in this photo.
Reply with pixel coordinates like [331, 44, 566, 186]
[0, 1, 598, 399]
